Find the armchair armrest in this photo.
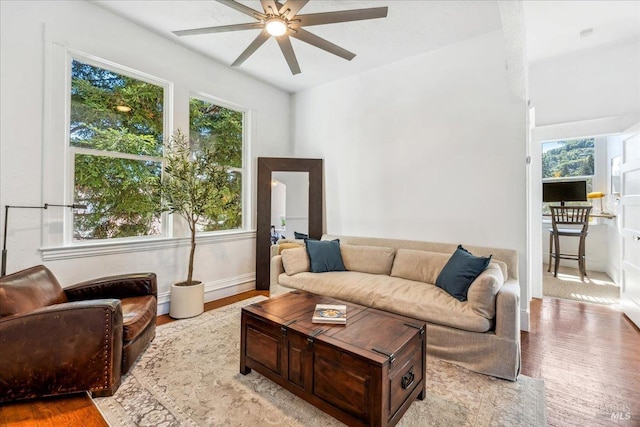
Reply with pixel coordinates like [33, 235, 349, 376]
[495, 280, 520, 340]
[64, 272, 157, 301]
[0, 300, 124, 401]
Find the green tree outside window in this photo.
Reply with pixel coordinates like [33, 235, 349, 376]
[70, 59, 164, 240]
[189, 98, 243, 232]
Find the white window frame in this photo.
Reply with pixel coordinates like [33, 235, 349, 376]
[66, 53, 172, 243]
[42, 45, 174, 250]
[189, 92, 250, 233]
[41, 42, 254, 260]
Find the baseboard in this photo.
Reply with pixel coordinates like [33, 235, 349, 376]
[520, 308, 530, 332]
[158, 273, 256, 315]
[620, 294, 640, 330]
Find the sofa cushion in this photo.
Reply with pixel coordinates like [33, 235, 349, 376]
[277, 242, 304, 255]
[340, 244, 396, 275]
[278, 271, 493, 333]
[467, 262, 504, 319]
[436, 246, 492, 301]
[390, 249, 450, 284]
[305, 239, 346, 273]
[281, 247, 310, 275]
[121, 295, 156, 342]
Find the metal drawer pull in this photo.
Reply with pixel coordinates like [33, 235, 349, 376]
[401, 371, 415, 390]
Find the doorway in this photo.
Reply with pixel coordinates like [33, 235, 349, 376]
[540, 136, 619, 305]
[527, 117, 636, 308]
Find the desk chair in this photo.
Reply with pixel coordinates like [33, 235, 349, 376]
[548, 206, 592, 281]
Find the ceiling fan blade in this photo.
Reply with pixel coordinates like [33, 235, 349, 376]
[279, 0, 309, 18]
[295, 7, 388, 27]
[260, 0, 279, 15]
[216, 0, 265, 19]
[231, 30, 271, 67]
[290, 28, 355, 61]
[275, 36, 301, 75]
[173, 22, 263, 37]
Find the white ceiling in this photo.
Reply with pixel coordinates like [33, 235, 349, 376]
[524, 0, 640, 63]
[94, 0, 640, 93]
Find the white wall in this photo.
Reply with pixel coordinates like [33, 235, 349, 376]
[292, 31, 528, 314]
[529, 41, 640, 127]
[0, 1, 291, 313]
[270, 180, 287, 236]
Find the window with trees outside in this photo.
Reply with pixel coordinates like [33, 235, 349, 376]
[541, 138, 594, 212]
[70, 59, 165, 240]
[189, 97, 244, 232]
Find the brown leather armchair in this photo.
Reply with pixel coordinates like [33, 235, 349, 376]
[0, 265, 157, 402]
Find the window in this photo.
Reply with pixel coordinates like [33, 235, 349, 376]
[189, 97, 244, 232]
[542, 138, 594, 180]
[70, 59, 165, 240]
[542, 138, 595, 212]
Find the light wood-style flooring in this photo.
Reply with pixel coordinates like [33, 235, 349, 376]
[1, 291, 638, 426]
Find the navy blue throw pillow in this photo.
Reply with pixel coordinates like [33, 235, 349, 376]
[305, 239, 346, 273]
[436, 245, 492, 302]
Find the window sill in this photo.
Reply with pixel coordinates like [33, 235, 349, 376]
[41, 230, 256, 261]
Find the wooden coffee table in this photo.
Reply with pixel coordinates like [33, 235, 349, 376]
[240, 290, 426, 427]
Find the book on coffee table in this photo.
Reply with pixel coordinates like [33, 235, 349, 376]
[312, 304, 347, 324]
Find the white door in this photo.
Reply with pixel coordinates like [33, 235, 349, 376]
[620, 122, 640, 328]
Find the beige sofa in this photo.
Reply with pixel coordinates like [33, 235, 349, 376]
[270, 234, 521, 381]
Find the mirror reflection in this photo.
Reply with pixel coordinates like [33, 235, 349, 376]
[271, 172, 309, 243]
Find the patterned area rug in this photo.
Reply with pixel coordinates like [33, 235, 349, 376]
[94, 296, 546, 426]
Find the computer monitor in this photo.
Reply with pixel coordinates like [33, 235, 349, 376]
[543, 180, 587, 205]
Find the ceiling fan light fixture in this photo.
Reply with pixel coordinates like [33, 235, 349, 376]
[265, 18, 287, 36]
[173, 1, 389, 75]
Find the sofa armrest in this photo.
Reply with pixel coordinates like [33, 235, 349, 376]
[0, 300, 124, 401]
[64, 272, 157, 301]
[271, 255, 285, 288]
[495, 280, 520, 340]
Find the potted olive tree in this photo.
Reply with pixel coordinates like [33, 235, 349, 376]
[159, 130, 234, 318]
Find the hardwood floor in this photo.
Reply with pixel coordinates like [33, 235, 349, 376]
[521, 297, 639, 426]
[1, 292, 638, 426]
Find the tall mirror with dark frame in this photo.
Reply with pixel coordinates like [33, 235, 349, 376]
[256, 158, 323, 290]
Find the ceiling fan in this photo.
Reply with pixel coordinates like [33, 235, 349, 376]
[173, 0, 388, 75]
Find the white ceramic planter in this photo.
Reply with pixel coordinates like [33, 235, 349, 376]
[169, 281, 204, 319]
